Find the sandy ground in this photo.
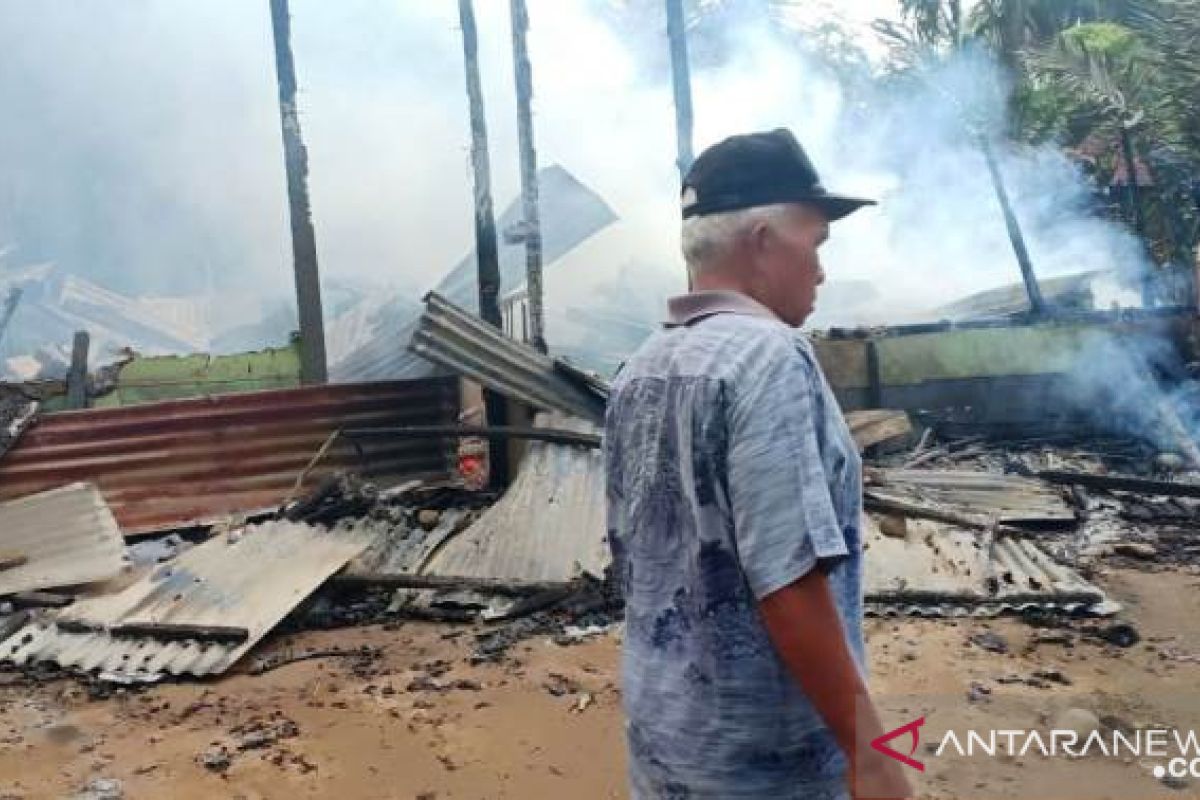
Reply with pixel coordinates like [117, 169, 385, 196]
[2, 564, 1200, 800]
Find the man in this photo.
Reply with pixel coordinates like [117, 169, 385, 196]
[605, 129, 912, 800]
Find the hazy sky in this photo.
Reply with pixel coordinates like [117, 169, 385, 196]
[0, 0, 1146, 340]
[0, 1, 910, 302]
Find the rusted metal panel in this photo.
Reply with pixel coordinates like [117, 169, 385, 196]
[0, 483, 129, 595]
[0, 520, 373, 678]
[421, 414, 608, 582]
[0, 380, 458, 535]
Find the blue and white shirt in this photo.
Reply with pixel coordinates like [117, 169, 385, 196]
[605, 290, 864, 799]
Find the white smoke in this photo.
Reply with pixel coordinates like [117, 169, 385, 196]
[0, 0, 1154, 358]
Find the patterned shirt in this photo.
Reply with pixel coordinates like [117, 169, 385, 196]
[605, 290, 864, 799]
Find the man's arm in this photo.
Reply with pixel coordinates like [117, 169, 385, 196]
[724, 333, 910, 799]
[758, 572, 912, 800]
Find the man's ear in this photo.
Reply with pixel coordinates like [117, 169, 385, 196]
[747, 219, 773, 262]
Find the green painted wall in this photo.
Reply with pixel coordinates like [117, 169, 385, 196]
[91, 345, 301, 408]
[814, 315, 1195, 392]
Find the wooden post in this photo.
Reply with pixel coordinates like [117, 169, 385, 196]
[1120, 124, 1156, 307]
[458, 0, 502, 331]
[665, 0, 695, 182]
[458, 0, 509, 488]
[269, 0, 328, 385]
[979, 137, 1046, 316]
[66, 330, 89, 409]
[0, 287, 21, 347]
[509, 0, 546, 354]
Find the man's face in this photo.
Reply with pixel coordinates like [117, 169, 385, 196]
[746, 204, 830, 326]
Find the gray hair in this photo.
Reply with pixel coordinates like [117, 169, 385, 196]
[680, 203, 794, 277]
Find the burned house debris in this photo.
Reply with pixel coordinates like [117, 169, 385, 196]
[5, 284, 1196, 690]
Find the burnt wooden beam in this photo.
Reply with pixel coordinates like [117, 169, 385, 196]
[865, 492, 1000, 532]
[457, 0, 510, 490]
[109, 623, 250, 645]
[509, 0, 546, 354]
[6, 591, 74, 609]
[979, 137, 1046, 316]
[1037, 470, 1200, 499]
[65, 331, 90, 409]
[0, 553, 28, 572]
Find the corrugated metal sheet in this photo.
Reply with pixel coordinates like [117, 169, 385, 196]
[0, 379, 458, 535]
[0, 386, 37, 459]
[347, 509, 477, 576]
[0, 520, 373, 678]
[864, 515, 1104, 616]
[411, 294, 605, 423]
[331, 165, 618, 384]
[867, 469, 1075, 526]
[0, 483, 129, 595]
[421, 414, 608, 582]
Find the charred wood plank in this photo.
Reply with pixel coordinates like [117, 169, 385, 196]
[487, 584, 580, 621]
[1037, 470, 1200, 499]
[109, 623, 249, 645]
[865, 492, 998, 532]
[6, 591, 73, 609]
[0, 552, 28, 572]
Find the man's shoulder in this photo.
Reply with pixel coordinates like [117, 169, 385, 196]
[616, 315, 803, 387]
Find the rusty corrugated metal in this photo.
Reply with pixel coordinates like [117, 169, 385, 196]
[0, 520, 374, 678]
[0, 483, 130, 595]
[0, 379, 458, 535]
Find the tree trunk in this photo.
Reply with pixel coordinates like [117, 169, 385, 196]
[979, 137, 1047, 315]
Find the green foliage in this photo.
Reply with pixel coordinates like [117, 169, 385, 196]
[880, 0, 1200, 274]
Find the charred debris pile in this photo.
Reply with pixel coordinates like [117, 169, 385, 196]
[0, 294, 1198, 688]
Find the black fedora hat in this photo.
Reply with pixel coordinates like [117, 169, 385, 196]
[682, 128, 875, 221]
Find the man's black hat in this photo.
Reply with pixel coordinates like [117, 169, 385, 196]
[681, 128, 875, 221]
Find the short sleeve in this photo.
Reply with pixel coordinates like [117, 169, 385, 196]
[726, 333, 850, 600]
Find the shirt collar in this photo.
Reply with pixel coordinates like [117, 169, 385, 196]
[666, 289, 779, 327]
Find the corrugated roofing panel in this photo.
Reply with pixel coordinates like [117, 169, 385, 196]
[331, 165, 617, 384]
[346, 509, 476, 576]
[0, 520, 373, 678]
[0, 379, 458, 535]
[411, 294, 605, 423]
[0, 387, 37, 459]
[420, 414, 608, 582]
[868, 468, 1075, 525]
[864, 514, 1104, 614]
[0, 483, 129, 595]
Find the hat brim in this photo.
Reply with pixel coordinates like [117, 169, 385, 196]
[807, 193, 876, 222]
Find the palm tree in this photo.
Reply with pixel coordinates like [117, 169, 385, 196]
[1023, 2, 1200, 275]
[968, 0, 1133, 65]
